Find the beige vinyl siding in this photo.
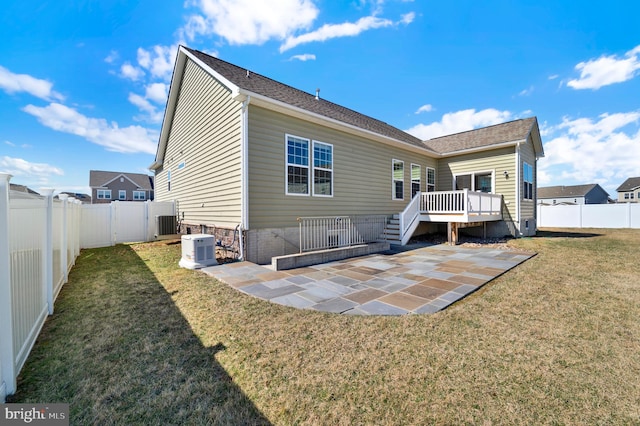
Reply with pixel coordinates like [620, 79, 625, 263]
[154, 58, 242, 227]
[519, 136, 537, 221]
[247, 105, 436, 229]
[437, 147, 517, 219]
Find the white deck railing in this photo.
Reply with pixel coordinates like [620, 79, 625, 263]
[298, 215, 387, 252]
[421, 189, 502, 216]
[396, 189, 503, 245]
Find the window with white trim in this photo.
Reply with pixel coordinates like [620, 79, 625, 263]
[286, 135, 310, 195]
[392, 160, 404, 200]
[133, 191, 145, 200]
[455, 171, 494, 193]
[97, 189, 111, 199]
[313, 141, 333, 196]
[119, 190, 126, 200]
[411, 164, 421, 198]
[523, 162, 534, 200]
[167, 170, 171, 192]
[426, 167, 436, 192]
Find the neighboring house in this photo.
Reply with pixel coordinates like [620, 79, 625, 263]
[537, 184, 610, 205]
[55, 192, 92, 204]
[89, 170, 154, 204]
[9, 183, 40, 196]
[150, 46, 544, 264]
[616, 177, 640, 203]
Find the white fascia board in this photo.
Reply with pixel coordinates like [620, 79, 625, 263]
[242, 91, 439, 157]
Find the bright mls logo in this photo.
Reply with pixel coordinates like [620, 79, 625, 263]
[1, 404, 68, 425]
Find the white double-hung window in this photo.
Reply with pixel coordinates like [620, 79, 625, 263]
[523, 162, 534, 200]
[313, 141, 333, 196]
[286, 135, 310, 195]
[392, 160, 404, 200]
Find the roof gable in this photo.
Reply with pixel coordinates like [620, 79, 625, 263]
[90, 170, 153, 190]
[423, 117, 544, 156]
[616, 177, 640, 192]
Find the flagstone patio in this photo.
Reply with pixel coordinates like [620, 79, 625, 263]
[201, 244, 534, 315]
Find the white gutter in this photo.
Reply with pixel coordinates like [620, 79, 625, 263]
[240, 96, 250, 231]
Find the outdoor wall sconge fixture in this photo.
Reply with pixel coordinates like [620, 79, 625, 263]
[503, 170, 509, 178]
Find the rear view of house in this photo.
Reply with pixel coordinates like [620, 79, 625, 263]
[151, 46, 544, 264]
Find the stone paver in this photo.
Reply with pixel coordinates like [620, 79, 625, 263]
[200, 244, 535, 315]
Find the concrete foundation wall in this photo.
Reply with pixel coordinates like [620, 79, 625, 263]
[245, 227, 300, 264]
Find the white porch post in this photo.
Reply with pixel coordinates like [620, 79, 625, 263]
[0, 173, 16, 398]
[41, 189, 55, 315]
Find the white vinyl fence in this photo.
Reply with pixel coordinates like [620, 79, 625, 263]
[537, 203, 640, 229]
[0, 173, 175, 402]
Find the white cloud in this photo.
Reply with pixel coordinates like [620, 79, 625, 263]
[182, 0, 319, 45]
[539, 112, 640, 191]
[136, 45, 177, 80]
[145, 83, 169, 103]
[4, 140, 15, 147]
[400, 12, 415, 24]
[0, 66, 64, 101]
[280, 15, 394, 52]
[22, 103, 158, 155]
[415, 104, 433, 114]
[518, 86, 534, 96]
[548, 74, 559, 80]
[290, 53, 316, 61]
[405, 108, 513, 140]
[120, 62, 145, 81]
[567, 44, 640, 90]
[0, 156, 64, 178]
[104, 50, 119, 64]
[128, 93, 164, 123]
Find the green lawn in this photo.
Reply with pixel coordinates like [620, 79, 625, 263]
[8, 229, 640, 425]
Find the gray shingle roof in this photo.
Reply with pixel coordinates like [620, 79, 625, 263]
[185, 47, 428, 149]
[616, 177, 640, 192]
[90, 170, 154, 190]
[423, 117, 537, 153]
[537, 184, 600, 199]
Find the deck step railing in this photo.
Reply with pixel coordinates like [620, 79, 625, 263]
[298, 215, 387, 252]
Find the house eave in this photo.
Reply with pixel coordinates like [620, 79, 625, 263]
[239, 90, 439, 157]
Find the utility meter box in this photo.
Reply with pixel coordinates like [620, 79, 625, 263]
[179, 234, 218, 269]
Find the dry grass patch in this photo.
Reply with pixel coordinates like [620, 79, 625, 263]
[9, 228, 640, 424]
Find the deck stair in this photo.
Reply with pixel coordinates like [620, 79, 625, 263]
[383, 214, 402, 245]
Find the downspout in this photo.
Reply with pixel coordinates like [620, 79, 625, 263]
[239, 95, 251, 260]
[515, 141, 521, 235]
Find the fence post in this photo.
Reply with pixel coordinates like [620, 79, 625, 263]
[111, 201, 117, 245]
[58, 194, 69, 282]
[41, 189, 55, 315]
[0, 173, 16, 398]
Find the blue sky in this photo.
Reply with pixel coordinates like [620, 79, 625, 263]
[1, 0, 639, 198]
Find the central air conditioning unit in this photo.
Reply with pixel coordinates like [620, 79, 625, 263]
[156, 215, 177, 236]
[179, 234, 218, 269]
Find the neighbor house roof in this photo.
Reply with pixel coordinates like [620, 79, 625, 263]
[424, 117, 542, 155]
[184, 47, 428, 150]
[9, 183, 40, 195]
[538, 184, 604, 199]
[89, 170, 154, 190]
[616, 177, 640, 192]
[56, 192, 92, 203]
